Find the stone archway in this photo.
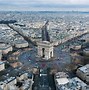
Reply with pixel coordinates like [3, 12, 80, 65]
[42, 48, 45, 58]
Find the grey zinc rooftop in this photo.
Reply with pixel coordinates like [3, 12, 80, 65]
[0, 44, 12, 50]
[0, 68, 25, 83]
[79, 64, 89, 73]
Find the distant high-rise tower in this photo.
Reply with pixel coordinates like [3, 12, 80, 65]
[37, 21, 54, 60]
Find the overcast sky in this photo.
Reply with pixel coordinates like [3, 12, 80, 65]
[0, 0, 89, 11]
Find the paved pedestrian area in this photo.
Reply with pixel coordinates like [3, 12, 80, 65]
[18, 44, 71, 72]
[18, 32, 87, 71]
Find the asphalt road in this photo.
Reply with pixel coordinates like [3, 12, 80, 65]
[18, 33, 88, 90]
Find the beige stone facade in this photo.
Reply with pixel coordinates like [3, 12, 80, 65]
[15, 42, 28, 48]
[0, 44, 13, 54]
[0, 62, 5, 71]
[37, 41, 54, 60]
[0, 51, 2, 60]
[0, 72, 33, 90]
[2, 46, 12, 54]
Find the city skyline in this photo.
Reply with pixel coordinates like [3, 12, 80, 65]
[0, 5, 89, 90]
[0, 0, 89, 11]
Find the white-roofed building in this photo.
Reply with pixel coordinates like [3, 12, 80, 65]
[76, 64, 89, 83]
[56, 78, 69, 85]
[0, 77, 17, 90]
[54, 72, 88, 90]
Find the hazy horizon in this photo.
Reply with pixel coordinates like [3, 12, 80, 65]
[0, 0, 89, 11]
